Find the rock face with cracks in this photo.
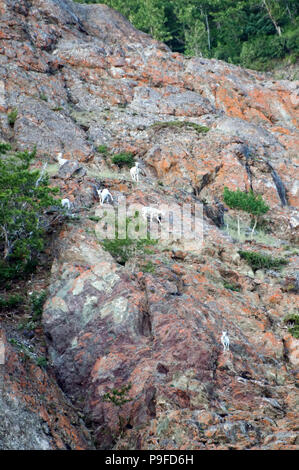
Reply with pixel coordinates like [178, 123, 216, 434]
[0, 0, 298, 450]
[0, 327, 93, 450]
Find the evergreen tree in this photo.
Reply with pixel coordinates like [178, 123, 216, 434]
[0, 147, 59, 279]
[73, 0, 299, 70]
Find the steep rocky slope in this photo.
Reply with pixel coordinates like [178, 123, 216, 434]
[0, 0, 298, 450]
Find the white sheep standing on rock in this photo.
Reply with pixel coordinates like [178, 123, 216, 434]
[142, 206, 164, 225]
[130, 162, 142, 183]
[97, 188, 113, 205]
[221, 331, 230, 352]
[61, 198, 71, 210]
[56, 152, 68, 166]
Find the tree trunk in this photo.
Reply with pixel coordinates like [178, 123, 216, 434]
[251, 216, 258, 240]
[262, 0, 282, 36]
[1, 225, 10, 260]
[283, 0, 293, 20]
[205, 13, 211, 51]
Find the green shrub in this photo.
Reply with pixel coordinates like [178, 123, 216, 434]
[0, 293, 24, 309]
[151, 121, 209, 134]
[97, 145, 110, 155]
[35, 356, 47, 367]
[240, 35, 287, 69]
[223, 187, 269, 237]
[239, 250, 288, 272]
[0, 142, 12, 154]
[141, 261, 156, 273]
[101, 217, 157, 265]
[102, 236, 157, 265]
[284, 314, 299, 339]
[111, 152, 135, 168]
[223, 281, 241, 292]
[30, 290, 47, 321]
[223, 188, 269, 216]
[89, 215, 101, 222]
[102, 383, 133, 436]
[7, 108, 18, 126]
[0, 148, 59, 281]
[102, 383, 132, 407]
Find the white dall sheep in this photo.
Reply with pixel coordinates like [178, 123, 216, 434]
[56, 152, 68, 166]
[61, 198, 71, 210]
[141, 206, 164, 225]
[97, 188, 113, 205]
[221, 331, 230, 352]
[130, 162, 141, 183]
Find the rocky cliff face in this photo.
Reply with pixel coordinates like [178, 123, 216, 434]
[0, 0, 298, 450]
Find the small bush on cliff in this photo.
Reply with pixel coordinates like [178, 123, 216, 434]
[223, 281, 241, 292]
[30, 290, 47, 321]
[102, 383, 133, 437]
[102, 384, 132, 408]
[102, 233, 157, 265]
[111, 152, 135, 168]
[97, 145, 110, 155]
[0, 142, 12, 154]
[101, 217, 158, 265]
[0, 293, 24, 309]
[239, 250, 288, 272]
[284, 314, 299, 339]
[151, 121, 209, 134]
[7, 108, 18, 126]
[0, 148, 59, 280]
[223, 187, 269, 238]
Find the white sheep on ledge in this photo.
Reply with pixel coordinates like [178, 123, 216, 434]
[61, 198, 71, 210]
[141, 206, 164, 225]
[130, 162, 142, 182]
[56, 152, 68, 166]
[97, 188, 113, 205]
[221, 331, 230, 352]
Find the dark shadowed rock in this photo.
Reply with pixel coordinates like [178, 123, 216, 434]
[0, 328, 93, 450]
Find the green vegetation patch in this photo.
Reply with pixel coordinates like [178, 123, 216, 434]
[30, 290, 47, 321]
[0, 147, 60, 282]
[223, 281, 241, 292]
[7, 108, 18, 126]
[0, 142, 12, 154]
[97, 145, 110, 155]
[151, 121, 209, 134]
[284, 314, 299, 339]
[239, 250, 288, 271]
[111, 152, 135, 168]
[223, 187, 269, 238]
[141, 261, 156, 273]
[0, 294, 24, 309]
[101, 217, 158, 265]
[223, 188, 269, 217]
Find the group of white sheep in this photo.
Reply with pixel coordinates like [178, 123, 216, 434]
[58, 152, 231, 353]
[60, 155, 164, 223]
